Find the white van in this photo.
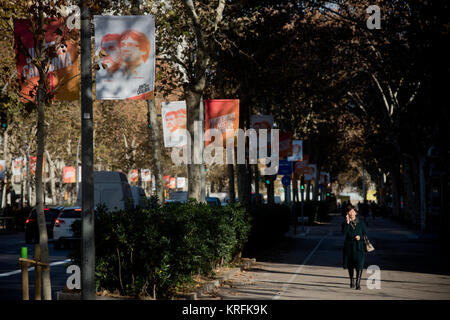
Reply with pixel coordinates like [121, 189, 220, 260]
[76, 171, 133, 212]
[130, 185, 147, 208]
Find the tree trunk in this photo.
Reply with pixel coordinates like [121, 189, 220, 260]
[418, 155, 427, 231]
[1, 130, 8, 210]
[306, 180, 311, 201]
[45, 151, 57, 205]
[267, 175, 274, 204]
[148, 99, 164, 203]
[32, 6, 51, 300]
[313, 163, 321, 201]
[227, 164, 235, 203]
[36, 71, 51, 300]
[254, 164, 260, 204]
[292, 174, 299, 203]
[186, 88, 203, 201]
[390, 161, 401, 219]
[237, 163, 251, 206]
[402, 156, 418, 226]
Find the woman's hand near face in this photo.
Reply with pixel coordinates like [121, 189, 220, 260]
[345, 214, 350, 224]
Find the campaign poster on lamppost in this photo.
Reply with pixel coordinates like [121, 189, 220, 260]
[63, 166, 76, 183]
[130, 169, 139, 184]
[288, 140, 303, 162]
[204, 99, 240, 146]
[279, 132, 293, 158]
[141, 169, 151, 182]
[12, 158, 24, 177]
[161, 101, 187, 147]
[14, 18, 80, 101]
[0, 160, 5, 180]
[304, 164, 317, 181]
[94, 15, 155, 100]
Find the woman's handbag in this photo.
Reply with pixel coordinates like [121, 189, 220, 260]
[363, 235, 375, 253]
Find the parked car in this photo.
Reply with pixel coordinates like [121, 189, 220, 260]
[53, 207, 82, 249]
[165, 191, 188, 204]
[25, 206, 64, 244]
[206, 197, 221, 206]
[222, 196, 239, 206]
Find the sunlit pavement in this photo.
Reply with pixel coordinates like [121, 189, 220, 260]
[199, 214, 450, 300]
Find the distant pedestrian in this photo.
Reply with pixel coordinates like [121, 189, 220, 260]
[342, 205, 368, 290]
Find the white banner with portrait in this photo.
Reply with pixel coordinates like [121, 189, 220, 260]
[161, 101, 187, 147]
[94, 15, 155, 100]
[288, 140, 303, 162]
[141, 169, 151, 182]
[12, 158, 24, 176]
[304, 164, 317, 181]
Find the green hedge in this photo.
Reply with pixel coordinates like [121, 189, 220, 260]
[70, 200, 250, 299]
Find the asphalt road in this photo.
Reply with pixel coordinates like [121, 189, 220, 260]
[0, 231, 72, 300]
[200, 214, 450, 300]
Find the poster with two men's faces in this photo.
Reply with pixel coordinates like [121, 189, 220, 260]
[94, 16, 155, 100]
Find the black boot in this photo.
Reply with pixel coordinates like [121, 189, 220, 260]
[348, 268, 354, 288]
[355, 269, 363, 290]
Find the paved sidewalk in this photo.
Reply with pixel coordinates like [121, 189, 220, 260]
[199, 214, 450, 300]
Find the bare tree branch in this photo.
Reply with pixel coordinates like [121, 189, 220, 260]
[370, 73, 393, 118]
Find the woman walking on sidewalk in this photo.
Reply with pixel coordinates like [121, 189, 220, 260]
[342, 205, 368, 290]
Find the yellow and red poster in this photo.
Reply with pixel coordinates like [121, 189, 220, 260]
[29, 156, 37, 176]
[63, 166, 76, 183]
[164, 175, 171, 188]
[0, 160, 5, 180]
[169, 177, 176, 189]
[204, 99, 239, 146]
[14, 18, 79, 102]
[130, 169, 139, 184]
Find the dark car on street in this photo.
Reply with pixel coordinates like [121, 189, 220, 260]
[25, 206, 64, 244]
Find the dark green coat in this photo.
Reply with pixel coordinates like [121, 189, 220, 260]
[342, 219, 368, 270]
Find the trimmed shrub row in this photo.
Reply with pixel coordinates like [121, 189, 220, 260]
[70, 200, 250, 299]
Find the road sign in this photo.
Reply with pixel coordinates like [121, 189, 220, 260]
[278, 160, 293, 175]
[282, 175, 291, 186]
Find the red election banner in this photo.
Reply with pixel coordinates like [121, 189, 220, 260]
[63, 166, 76, 183]
[29, 156, 37, 176]
[130, 169, 139, 184]
[279, 132, 293, 158]
[169, 177, 176, 189]
[204, 99, 239, 146]
[294, 154, 309, 175]
[14, 18, 80, 102]
[164, 175, 171, 188]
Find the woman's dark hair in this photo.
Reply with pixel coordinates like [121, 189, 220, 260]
[346, 203, 355, 213]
